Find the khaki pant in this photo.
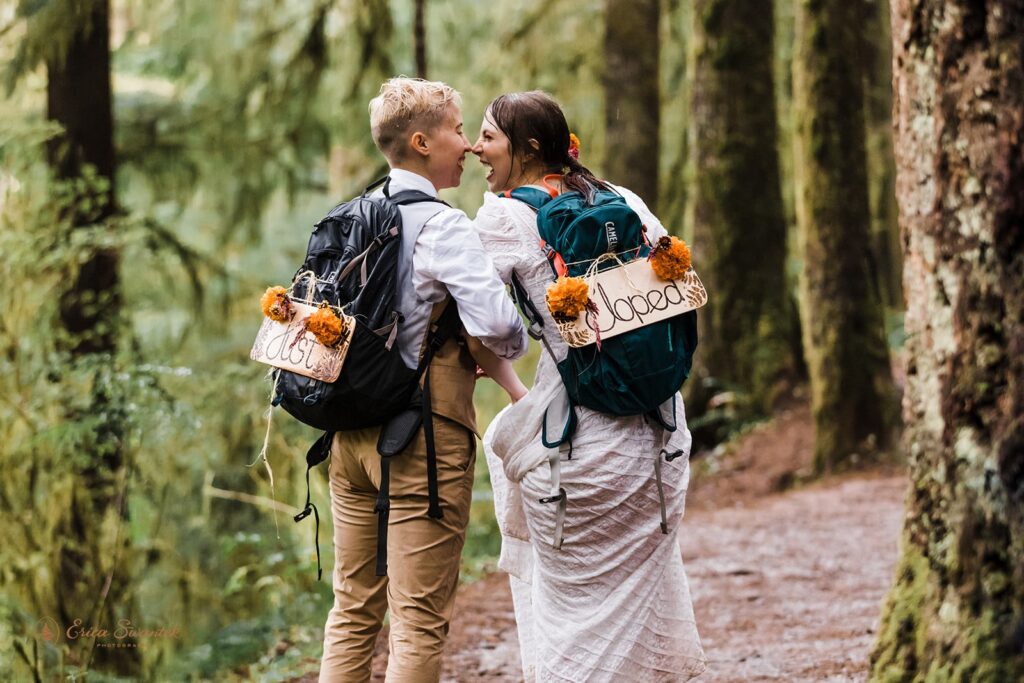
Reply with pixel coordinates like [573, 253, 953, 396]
[319, 416, 476, 683]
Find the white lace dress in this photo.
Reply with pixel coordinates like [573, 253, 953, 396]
[475, 188, 707, 682]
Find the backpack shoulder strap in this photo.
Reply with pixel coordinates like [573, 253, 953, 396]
[362, 175, 389, 196]
[389, 189, 450, 208]
[416, 298, 461, 525]
[509, 272, 562, 366]
[500, 186, 554, 210]
[500, 186, 569, 278]
[363, 175, 450, 207]
[414, 297, 461, 379]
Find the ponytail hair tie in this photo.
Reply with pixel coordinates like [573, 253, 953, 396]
[568, 133, 581, 160]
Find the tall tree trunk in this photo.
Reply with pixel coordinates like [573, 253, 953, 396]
[603, 0, 660, 210]
[46, 0, 139, 674]
[414, 0, 427, 78]
[861, 0, 903, 310]
[658, 0, 692, 246]
[793, 0, 894, 470]
[870, 2, 1024, 679]
[688, 0, 796, 412]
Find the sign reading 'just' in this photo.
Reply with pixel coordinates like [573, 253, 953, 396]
[250, 301, 352, 382]
[554, 260, 708, 348]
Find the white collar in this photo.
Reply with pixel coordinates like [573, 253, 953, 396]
[388, 168, 439, 198]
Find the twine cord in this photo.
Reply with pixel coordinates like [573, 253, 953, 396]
[581, 252, 644, 296]
[563, 245, 643, 270]
[288, 270, 320, 305]
[248, 369, 283, 538]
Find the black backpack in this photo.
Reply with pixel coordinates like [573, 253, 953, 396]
[274, 177, 445, 431]
[271, 176, 461, 579]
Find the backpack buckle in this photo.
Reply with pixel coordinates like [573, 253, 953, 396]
[539, 489, 565, 505]
[544, 247, 569, 278]
[662, 448, 685, 462]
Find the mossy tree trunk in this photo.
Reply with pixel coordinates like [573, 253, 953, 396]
[688, 0, 797, 412]
[869, 1, 1024, 680]
[793, 0, 894, 470]
[860, 0, 903, 310]
[604, 0, 660, 210]
[46, 0, 140, 674]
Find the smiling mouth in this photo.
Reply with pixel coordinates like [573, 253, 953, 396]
[480, 160, 494, 180]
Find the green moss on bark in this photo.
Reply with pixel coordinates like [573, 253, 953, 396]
[688, 0, 796, 413]
[873, 534, 1024, 682]
[871, 542, 929, 682]
[860, 0, 903, 309]
[871, 1, 1024, 679]
[793, 0, 895, 469]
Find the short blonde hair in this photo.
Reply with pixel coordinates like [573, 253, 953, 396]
[369, 77, 461, 162]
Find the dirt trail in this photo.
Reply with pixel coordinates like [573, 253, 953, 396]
[682, 474, 906, 682]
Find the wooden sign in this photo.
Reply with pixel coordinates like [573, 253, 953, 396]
[554, 260, 708, 348]
[250, 301, 354, 382]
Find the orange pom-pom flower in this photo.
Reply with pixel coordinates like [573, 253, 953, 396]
[307, 304, 345, 347]
[261, 286, 294, 323]
[568, 133, 581, 160]
[546, 276, 591, 320]
[648, 236, 692, 281]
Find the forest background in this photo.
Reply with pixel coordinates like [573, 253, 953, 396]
[2, 0, 1021, 681]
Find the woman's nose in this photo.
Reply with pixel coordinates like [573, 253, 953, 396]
[471, 140, 483, 155]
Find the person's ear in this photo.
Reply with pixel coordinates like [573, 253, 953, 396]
[410, 131, 429, 158]
[522, 138, 541, 162]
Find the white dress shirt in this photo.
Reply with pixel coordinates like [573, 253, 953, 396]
[379, 169, 528, 369]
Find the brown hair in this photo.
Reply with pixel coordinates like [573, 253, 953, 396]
[484, 91, 609, 200]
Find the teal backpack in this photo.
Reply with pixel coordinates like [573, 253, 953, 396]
[502, 183, 698, 424]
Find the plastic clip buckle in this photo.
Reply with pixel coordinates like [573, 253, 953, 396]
[663, 449, 685, 462]
[539, 489, 566, 505]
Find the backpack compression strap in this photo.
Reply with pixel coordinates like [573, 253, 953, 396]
[337, 182, 449, 288]
[296, 430, 333, 580]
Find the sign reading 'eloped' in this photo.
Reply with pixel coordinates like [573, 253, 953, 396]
[554, 260, 708, 348]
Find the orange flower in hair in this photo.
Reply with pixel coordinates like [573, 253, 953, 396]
[546, 276, 590, 319]
[568, 133, 581, 160]
[307, 304, 345, 347]
[261, 286, 294, 323]
[648, 236, 692, 281]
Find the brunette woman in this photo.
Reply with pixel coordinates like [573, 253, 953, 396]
[471, 91, 706, 682]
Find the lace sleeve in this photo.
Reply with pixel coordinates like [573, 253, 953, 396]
[473, 193, 533, 284]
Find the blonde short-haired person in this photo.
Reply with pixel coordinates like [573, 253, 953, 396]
[318, 78, 528, 682]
